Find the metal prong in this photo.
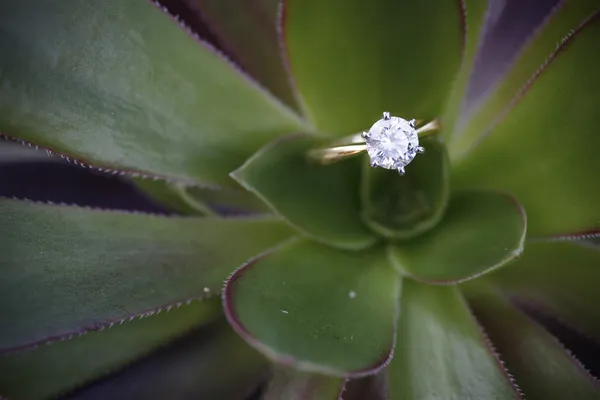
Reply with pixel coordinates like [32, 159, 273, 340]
[416, 146, 425, 154]
[370, 159, 378, 168]
[409, 119, 416, 128]
[361, 131, 369, 140]
[382, 111, 391, 120]
[397, 167, 405, 175]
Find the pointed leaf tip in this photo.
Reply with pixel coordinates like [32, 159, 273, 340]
[223, 239, 400, 377]
[232, 135, 376, 250]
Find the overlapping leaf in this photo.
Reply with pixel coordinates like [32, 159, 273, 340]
[0, 0, 306, 187]
[389, 191, 526, 283]
[0, 301, 220, 400]
[486, 241, 600, 340]
[283, 0, 463, 135]
[232, 135, 375, 249]
[224, 239, 399, 377]
[0, 198, 293, 351]
[453, 11, 600, 237]
[388, 281, 520, 399]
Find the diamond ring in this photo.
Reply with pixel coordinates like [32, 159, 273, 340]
[308, 112, 440, 175]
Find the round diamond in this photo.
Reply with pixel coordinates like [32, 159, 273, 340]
[364, 116, 419, 170]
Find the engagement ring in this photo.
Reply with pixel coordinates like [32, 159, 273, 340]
[308, 112, 440, 175]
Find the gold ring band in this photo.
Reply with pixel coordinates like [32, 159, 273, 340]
[308, 118, 441, 165]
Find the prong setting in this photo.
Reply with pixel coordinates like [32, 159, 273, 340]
[397, 167, 406, 175]
[409, 119, 416, 128]
[382, 111, 391, 121]
[416, 146, 425, 154]
[361, 131, 369, 140]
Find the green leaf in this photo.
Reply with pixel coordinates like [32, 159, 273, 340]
[0, 198, 294, 351]
[184, 185, 272, 215]
[262, 367, 345, 400]
[0, 301, 220, 400]
[65, 321, 268, 400]
[223, 238, 400, 377]
[388, 281, 520, 400]
[452, 12, 600, 237]
[232, 135, 376, 250]
[133, 179, 208, 215]
[360, 137, 450, 239]
[441, 0, 488, 140]
[184, 0, 300, 111]
[283, 0, 463, 135]
[389, 190, 526, 283]
[0, 0, 306, 188]
[485, 240, 600, 340]
[451, 1, 600, 155]
[466, 290, 600, 400]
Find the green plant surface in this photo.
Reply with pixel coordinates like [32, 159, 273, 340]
[1, 0, 600, 399]
[466, 289, 600, 400]
[361, 137, 450, 239]
[262, 367, 344, 400]
[284, 0, 462, 134]
[0, 198, 293, 350]
[389, 190, 526, 283]
[232, 135, 374, 249]
[0, 0, 307, 188]
[224, 239, 400, 376]
[388, 281, 520, 399]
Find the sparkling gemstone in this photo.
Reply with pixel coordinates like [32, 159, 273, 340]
[364, 116, 419, 170]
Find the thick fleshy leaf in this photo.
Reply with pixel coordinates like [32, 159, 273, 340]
[486, 241, 600, 340]
[0, 301, 220, 400]
[66, 321, 268, 400]
[283, 0, 463, 135]
[441, 0, 488, 139]
[388, 281, 520, 400]
[224, 238, 400, 377]
[185, 0, 299, 111]
[0, 198, 294, 351]
[389, 191, 526, 283]
[452, 11, 600, 237]
[232, 135, 375, 250]
[360, 137, 450, 239]
[133, 179, 207, 215]
[467, 290, 600, 399]
[452, 1, 600, 154]
[0, 0, 306, 187]
[134, 179, 271, 216]
[263, 367, 344, 400]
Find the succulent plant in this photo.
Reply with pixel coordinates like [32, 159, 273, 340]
[1, 0, 600, 399]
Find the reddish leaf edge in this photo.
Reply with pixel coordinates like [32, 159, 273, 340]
[149, 0, 305, 125]
[477, 294, 600, 387]
[190, 0, 305, 116]
[388, 190, 527, 285]
[459, 6, 600, 159]
[0, 134, 221, 190]
[464, 295, 526, 399]
[278, 0, 320, 131]
[230, 133, 378, 251]
[455, 0, 567, 136]
[222, 237, 398, 379]
[527, 230, 600, 243]
[0, 295, 219, 356]
[0, 195, 284, 222]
